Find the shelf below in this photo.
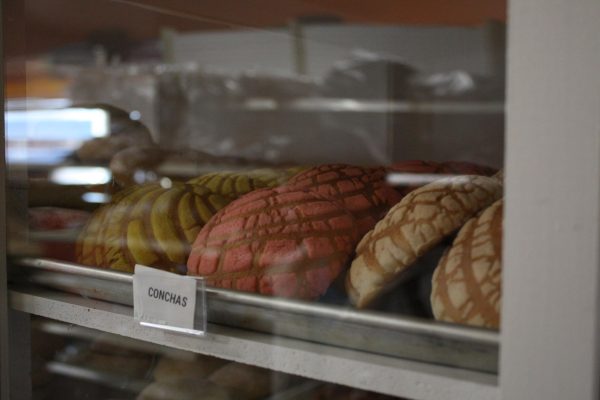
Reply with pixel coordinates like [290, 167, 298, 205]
[46, 361, 149, 394]
[12, 258, 499, 374]
[10, 287, 499, 400]
[47, 358, 325, 400]
[33, 319, 194, 361]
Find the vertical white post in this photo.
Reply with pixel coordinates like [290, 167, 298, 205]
[0, 1, 9, 398]
[502, 0, 600, 399]
[8, 311, 31, 400]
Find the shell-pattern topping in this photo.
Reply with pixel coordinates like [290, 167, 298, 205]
[76, 182, 229, 273]
[347, 175, 502, 308]
[188, 167, 306, 199]
[431, 199, 503, 328]
[187, 187, 359, 300]
[285, 164, 402, 236]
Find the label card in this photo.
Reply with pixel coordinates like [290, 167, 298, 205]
[133, 264, 206, 336]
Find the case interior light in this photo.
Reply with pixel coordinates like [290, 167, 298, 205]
[50, 167, 112, 185]
[5, 106, 111, 165]
[160, 177, 172, 189]
[386, 173, 460, 186]
[129, 110, 141, 120]
[6, 108, 110, 138]
[81, 192, 111, 204]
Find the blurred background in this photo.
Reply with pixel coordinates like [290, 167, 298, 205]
[4, 2, 506, 398]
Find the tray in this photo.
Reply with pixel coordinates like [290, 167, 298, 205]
[10, 257, 499, 373]
[46, 361, 150, 393]
[47, 360, 323, 399]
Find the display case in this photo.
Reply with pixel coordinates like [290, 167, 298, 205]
[2, 1, 600, 399]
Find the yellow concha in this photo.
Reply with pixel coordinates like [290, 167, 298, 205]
[346, 175, 503, 309]
[187, 167, 307, 199]
[76, 182, 229, 273]
[188, 172, 265, 199]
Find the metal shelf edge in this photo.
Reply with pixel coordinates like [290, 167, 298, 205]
[11, 257, 500, 374]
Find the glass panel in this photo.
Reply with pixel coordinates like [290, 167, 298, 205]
[33, 316, 399, 400]
[5, 1, 506, 398]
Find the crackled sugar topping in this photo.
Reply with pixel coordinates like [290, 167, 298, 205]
[187, 187, 359, 300]
[285, 164, 402, 236]
[431, 199, 503, 328]
[347, 175, 502, 308]
[76, 182, 229, 273]
[188, 171, 272, 200]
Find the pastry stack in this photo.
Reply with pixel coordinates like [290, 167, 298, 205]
[186, 163, 401, 299]
[76, 167, 304, 273]
[77, 161, 504, 329]
[76, 182, 230, 273]
[346, 175, 502, 308]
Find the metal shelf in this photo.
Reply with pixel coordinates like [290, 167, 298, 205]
[10, 288, 498, 400]
[41, 326, 324, 399]
[37, 319, 328, 399]
[46, 361, 150, 394]
[46, 352, 333, 400]
[11, 258, 499, 374]
[33, 319, 195, 361]
[8, 257, 501, 399]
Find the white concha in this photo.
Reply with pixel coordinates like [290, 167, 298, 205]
[431, 199, 503, 328]
[346, 175, 503, 308]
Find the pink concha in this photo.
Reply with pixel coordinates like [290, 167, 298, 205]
[187, 187, 360, 300]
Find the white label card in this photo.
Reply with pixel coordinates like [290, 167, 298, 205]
[133, 264, 205, 336]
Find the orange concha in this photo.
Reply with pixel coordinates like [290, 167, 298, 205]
[284, 164, 402, 236]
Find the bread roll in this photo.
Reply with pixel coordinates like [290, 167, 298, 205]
[84, 346, 154, 376]
[153, 355, 227, 382]
[137, 378, 231, 400]
[28, 207, 91, 231]
[431, 199, 503, 328]
[187, 187, 359, 299]
[209, 363, 289, 400]
[76, 103, 154, 163]
[492, 168, 504, 184]
[109, 146, 166, 187]
[347, 175, 502, 308]
[389, 160, 496, 176]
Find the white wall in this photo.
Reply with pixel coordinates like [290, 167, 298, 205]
[172, 24, 497, 77]
[165, 23, 503, 166]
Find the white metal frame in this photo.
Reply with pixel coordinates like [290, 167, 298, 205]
[4, 1, 600, 399]
[11, 288, 499, 400]
[500, 0, 600, 399]
[0, 1, 9, 396]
